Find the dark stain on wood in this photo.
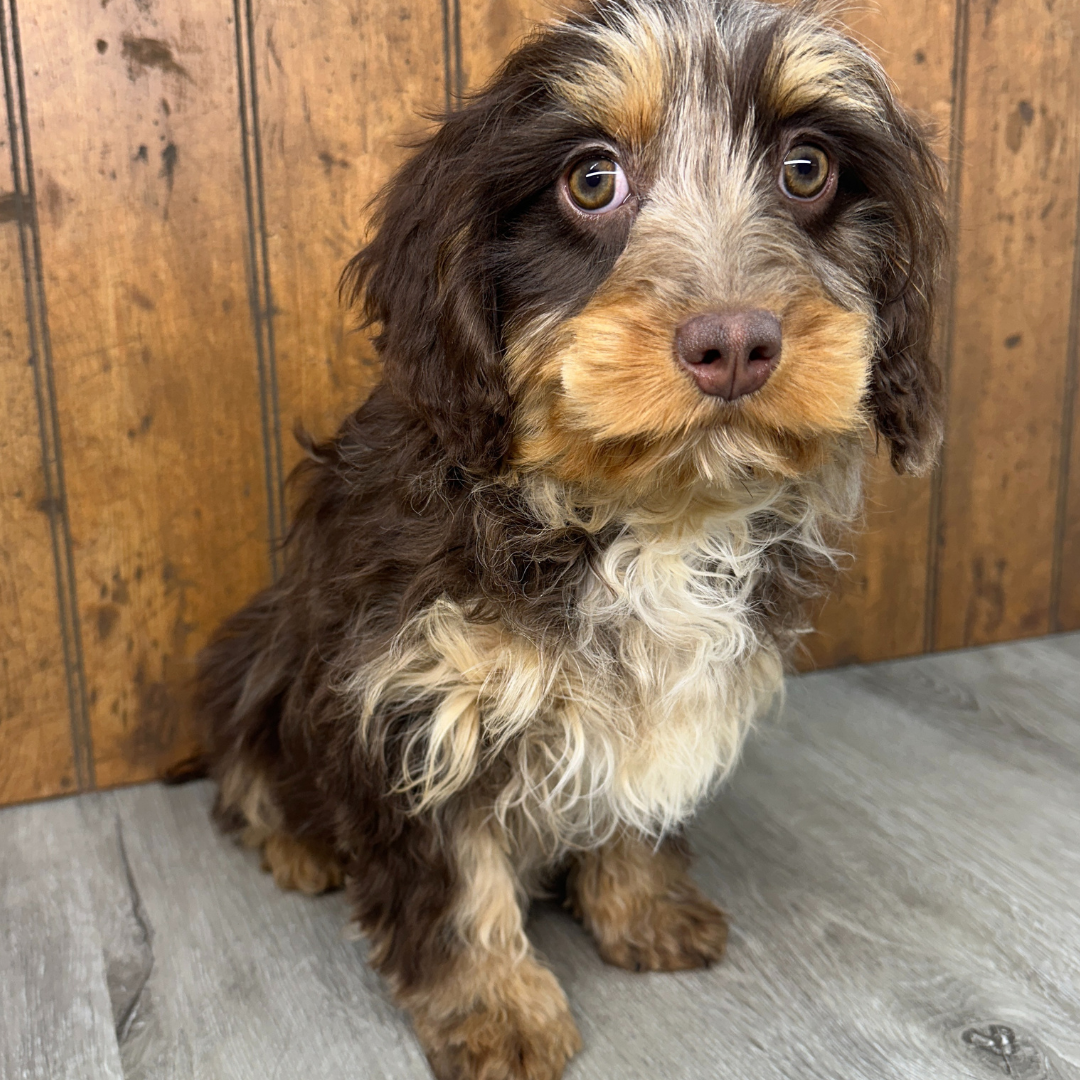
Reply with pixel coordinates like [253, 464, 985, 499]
[126, 415, 153, 439]
[0, 192, 27, 225]
[129, 663, 180, 766]
[42, 177, 65, 224]
[95, 605, 120, 642]
[159, 143, 178, 191]
[965, 556, 1008, 643]
[317, 150, 350, 175]
[120, 36, 191, 82]
[1006, 100, 1036, 153]
[110, 573, 130, 606]
[124, 284, 155, 310]
[35, 495, 64, 517]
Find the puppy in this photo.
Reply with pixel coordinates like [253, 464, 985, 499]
[198, 1, 945, 1076]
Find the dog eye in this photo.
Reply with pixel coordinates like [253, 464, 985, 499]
[780, 144, 831, 200]
[566, 157, 629, 213]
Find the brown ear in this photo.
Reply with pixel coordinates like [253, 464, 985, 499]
[341, 109, 512, 474]
[867, 111, 948, 475]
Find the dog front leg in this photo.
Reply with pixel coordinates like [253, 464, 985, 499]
[365, 814, 581, 1080]
[568, 831, 728, 972]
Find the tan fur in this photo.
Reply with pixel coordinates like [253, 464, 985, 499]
[219, 762, 345, 894]
[551, 6, 670, 148]
[768, 24, 885, 118]
[218, 759, 282, 848]
[260, 832, 345, 895]
[510, 288, 872, 485]
[397, 820, 582, 1080]
[568, 832, 728, 971]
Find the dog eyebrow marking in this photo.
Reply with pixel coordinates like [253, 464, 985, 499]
[768, 25, 886, 119]
[551, 6, 670, 149]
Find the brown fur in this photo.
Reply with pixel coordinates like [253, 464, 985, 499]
[198, 2, 946, 1077]
[260, 832, 344, 895]
[411, 953, 581, 1080]
[569, 833, 729, 971]
[401, 818, 582, 1080]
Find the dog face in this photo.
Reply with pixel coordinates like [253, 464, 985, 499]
[345, 0, 945, 492]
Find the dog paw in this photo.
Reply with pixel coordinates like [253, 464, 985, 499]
[419, 967, 581, 1080]
[260, 832, 344, 895]
[595, 888, 728, 972]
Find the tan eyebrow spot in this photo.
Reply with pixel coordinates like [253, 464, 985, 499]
[768, 26, 881, 118]
[551, 18, 669, 149]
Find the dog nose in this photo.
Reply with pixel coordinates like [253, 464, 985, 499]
[675, 311, 782, 400]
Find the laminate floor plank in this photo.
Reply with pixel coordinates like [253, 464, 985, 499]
[2, 633, 1077, 1079]
[0, 796, 125, 1080]
[103, 783, 430, 1080]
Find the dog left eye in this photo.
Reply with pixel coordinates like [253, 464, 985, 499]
[565, 157, 629, 213]
[780, 144, 831, 200]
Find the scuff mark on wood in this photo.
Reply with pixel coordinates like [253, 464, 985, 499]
[120, 36, 191, 82]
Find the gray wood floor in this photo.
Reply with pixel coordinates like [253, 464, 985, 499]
[3, 634, 1079, 1080]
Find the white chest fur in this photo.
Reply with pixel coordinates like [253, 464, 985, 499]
[348, 507, 788, 851]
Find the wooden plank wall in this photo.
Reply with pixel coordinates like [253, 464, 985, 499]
[1, 0, 1078, 806]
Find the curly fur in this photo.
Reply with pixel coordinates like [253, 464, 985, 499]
[198, 2, 946, 1077]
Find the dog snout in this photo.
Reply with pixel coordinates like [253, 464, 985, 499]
[675, 311, 782, 400]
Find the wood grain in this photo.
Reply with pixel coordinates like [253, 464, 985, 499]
[1, 635, 1077, 1078]
[458, 0, 557, 92]
[805, 0, 956, 668]
[251, 0, 446, 480]
[931, 0, 1080, 649]
[0, 221, 76, 806]
[15, 0, 271, 788]
[0, 0, 80, 804]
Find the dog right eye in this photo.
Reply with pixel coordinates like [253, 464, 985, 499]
[566, 158, 629, 213]
[780, 144, 832, 201]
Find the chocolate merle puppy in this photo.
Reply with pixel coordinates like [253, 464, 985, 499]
[199, 1, 945, 1076]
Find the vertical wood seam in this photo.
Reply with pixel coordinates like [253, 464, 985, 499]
[924, 0, 970, 653]
[1, 0, 93, 790]
[453, 0, 464, 102]
[442, 0, 463, 111]
[1049, 153, 1080, 632]
[233, 0, 285, 578]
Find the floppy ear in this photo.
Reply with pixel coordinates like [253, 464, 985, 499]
[867, 110, 948, 475]
[341, 107, 512, 474]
